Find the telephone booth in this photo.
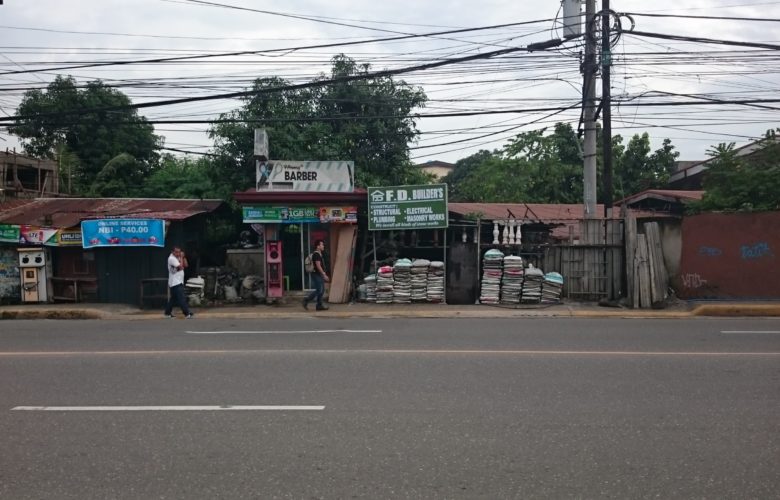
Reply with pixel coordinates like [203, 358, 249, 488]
[18, 247, 52, 303]
[265, 240, 283, 298]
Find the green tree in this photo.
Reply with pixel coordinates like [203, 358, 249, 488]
[141, 154, 225, 200]
[446, 123, 680, 204]
[209, 55, 428, 192]
[614, 133, 679, 200]
[9, 75, 161, 195]
[689, 129, 780, 212]
[443, 149, 500, 201]
[449, 123, 584, 203]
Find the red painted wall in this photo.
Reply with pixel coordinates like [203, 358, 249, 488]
[678, 212, 780, 298]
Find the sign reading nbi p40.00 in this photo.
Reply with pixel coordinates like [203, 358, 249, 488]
[81, 219, 165, 248]
[368, 184, 448, 231]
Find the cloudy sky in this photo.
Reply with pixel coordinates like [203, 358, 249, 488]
[1, 0, 778, 164]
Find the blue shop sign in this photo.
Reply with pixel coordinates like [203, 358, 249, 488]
[81, 219, 165, 248]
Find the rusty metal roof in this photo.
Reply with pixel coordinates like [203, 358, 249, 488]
[615, 189, 704, 206]
[448, 203, 609, 221]
[0, 198, 224, 228]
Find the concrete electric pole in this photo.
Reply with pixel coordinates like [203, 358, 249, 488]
[581, 0, 598, 219]
[601, 0, 613, 217]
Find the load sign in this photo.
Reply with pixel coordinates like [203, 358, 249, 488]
[368, 184, 448, 231]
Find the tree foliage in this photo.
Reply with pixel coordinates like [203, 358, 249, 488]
[140, 154, 226, 200]
[614, 133, 679, 200]
[209, 55, 428, 192]
[445, 123, 680, 204]
[689, 129, 780, 212]
[9, 76, 161, 195]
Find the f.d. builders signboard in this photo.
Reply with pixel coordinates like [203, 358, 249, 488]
[368, 184, 448, 231]
[256, 160, 354, 192]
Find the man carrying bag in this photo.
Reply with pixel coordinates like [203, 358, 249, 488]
[302, 239, 329, 311]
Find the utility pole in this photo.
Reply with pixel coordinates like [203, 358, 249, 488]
[582, 0, 597, 219]
[601, 0, 613, 217]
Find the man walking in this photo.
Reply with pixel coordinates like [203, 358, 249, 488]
[303, 239, 329, 311]
[164, 246, 194, 318]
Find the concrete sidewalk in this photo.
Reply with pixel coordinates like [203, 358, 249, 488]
[1, 300, 779, 320]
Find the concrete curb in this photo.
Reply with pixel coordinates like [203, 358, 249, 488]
[2, 303, 779, 320]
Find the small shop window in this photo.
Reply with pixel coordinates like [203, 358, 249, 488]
[73, 251, 95, 275]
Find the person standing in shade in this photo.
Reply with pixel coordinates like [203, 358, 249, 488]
[164, 246, 193, 318]
[303, 239, 329, 311]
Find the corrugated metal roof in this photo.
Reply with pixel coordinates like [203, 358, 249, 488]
[0, 198, 224, 228]
[448, 203, 606, 221]
[615, 189, 704, 206]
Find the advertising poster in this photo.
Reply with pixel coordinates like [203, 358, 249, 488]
[242, 206, 320, 224]
[319, 206, 358, 224]
[0, 224, 20, 243]
[81, 219, 165, 248]
[368, 184, 448, 231]
[19, 225, 58, 245]
[56, 228, 83, 246]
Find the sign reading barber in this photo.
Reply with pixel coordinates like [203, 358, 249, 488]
[368, 184, 448, 231]
[256, 160, 354, 192]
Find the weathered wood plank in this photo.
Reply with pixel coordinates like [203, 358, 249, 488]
[625, 213, 638, 308]
[636, 234, 651, 308]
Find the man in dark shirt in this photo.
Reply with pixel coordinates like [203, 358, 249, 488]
[303, 239, 329, 311]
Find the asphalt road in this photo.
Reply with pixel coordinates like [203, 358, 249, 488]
[1, 317, 778, 499]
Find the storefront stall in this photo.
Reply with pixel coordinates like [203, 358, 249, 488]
[234, 160, 364, 304]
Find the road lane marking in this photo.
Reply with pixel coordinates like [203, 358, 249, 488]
[11, 405, 324, 411]
[1, 349, 778, 357]
[721, 330, 780, 334]
[186, 329, 382, 335]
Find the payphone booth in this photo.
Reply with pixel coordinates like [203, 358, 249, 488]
[18, 247, 52, 303]
[266, 240, 283, 298]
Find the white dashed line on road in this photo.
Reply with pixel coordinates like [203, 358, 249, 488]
[720, 330, 780, 334]
[12, 405, 325, 411]
[186, 329, 382, 334]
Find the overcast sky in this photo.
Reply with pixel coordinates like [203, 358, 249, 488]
[1, 0, 779, 165]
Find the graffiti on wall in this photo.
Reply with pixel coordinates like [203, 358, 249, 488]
[681, 273, 708, 289]
[698, 246, 722, 257]
[740, 242, 773, 260]
[680, 212, 780, 299]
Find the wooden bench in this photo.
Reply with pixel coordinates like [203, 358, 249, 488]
[51, 277, 98, 303]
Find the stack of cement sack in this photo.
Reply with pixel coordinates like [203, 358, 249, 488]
[479, 249, 504, 304]
[364, 274, 377, 302]
[411, 259, 430, 302]
[376, 265, 394, 304]
[542, 272, 564, 303]
[500, 255, 524, 305]
[427, 261, 445, 303]
[392, 258, 412, 304]
[521, 264, 544, 303]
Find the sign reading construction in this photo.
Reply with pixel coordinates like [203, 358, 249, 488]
[368, 184, 448, 231]
[256, 160, 354, 192]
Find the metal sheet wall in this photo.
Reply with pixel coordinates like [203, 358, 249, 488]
[96, 246, 169, 304]
[0, 246, 20, 303]
[678, 212, 780, 299]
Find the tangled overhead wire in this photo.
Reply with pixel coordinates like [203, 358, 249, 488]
[586, 10, 635, 48]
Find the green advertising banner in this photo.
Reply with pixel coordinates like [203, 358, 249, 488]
[368, 184, 448, 231]
[242, 206, 320, 224]
[0, 224, 20, 243]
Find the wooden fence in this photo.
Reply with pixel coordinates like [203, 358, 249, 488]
[544, 219, 624, 301]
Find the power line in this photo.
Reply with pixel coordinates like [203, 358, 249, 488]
[0, 37, 581, 123]
[623, 11, 780, 22]
[0, 18, 554, 76]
